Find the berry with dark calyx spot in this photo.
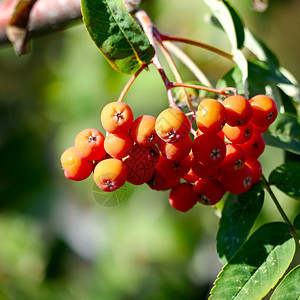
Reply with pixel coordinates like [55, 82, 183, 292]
[245, 160, 262, 184]
[239, 133, 265, 161]
[220, 144, 246, 172]
[222, 122, 253, 144]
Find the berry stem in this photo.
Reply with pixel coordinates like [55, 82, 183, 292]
[135, 10, 178, 108]
[158, 32, 233, 61]
[262, 174, 299, 243]
[153, 27, 195, 113]
[170, 82, 237, 97]
[163, 41, 213, 87]
[117, 63, 147, 102]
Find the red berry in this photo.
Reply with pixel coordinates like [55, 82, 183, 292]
[245, 160, 262, 184]
[169, 183, 197, 212]
[220, 144, 246, 172]
[222, 123, 253, 144]
[239, 133, 265, 161]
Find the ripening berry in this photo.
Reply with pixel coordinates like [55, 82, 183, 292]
[93, 158, 127, 192]
[249, 95, 278, 127]
[104, 132, 134, 159]
[220, 144, 246, 172]
[191, 158, 220, 179]
[155, 154, 191, 180]
[221, 165, 252, 194]
[124, 156, 154, 185]
[192, 133, 226, 166]
[223, 95, 252, 127]
[169, 183, 197, 212]
[130, 115, 159, 146]
[155, 108, 191, 143]
[239, 133, 265, 161]
[245, 160, 262, 184]
[158, 134, 192, 161]
[222, 122, 253, 144]
[193, 178, 225, 205]
[60, 146, 94, 181]
[197, 99, 227, 133]
[101, 102, 134, 133]
[147, 170, 180, 191]
[74, 128, 106, 161]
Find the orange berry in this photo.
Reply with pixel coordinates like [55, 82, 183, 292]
[222, 122, 253, 144]
[220, 144, 246, 172]
[193, 178, 225, 205]
[130, 115, 159, 146]
[104, 132, 134, 159]
[221, 165, 252, 194]
[245, 160, 262, 184]
[158, 134, 192, 161]
[155, 154, 191, 180]
[169, 183, 197, 212]
[74, 128, 106, 161]
[249, 95, 278, 127]
[101, 102, 134, 133]
[155, 108, 191, 143]
[223, 95, 252, 127]
[239, 133, 265, 161]
[60, 146, 94, 181]
[93, 158, 127, 192]
[197, 99, 227, 133]
[192, 133, 226, 166]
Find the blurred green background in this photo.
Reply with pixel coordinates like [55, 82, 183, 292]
[0, 0, 299, 299]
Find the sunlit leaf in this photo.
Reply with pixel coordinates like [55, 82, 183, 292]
[217, 182, 264, 264]
[263, 113, 300, 154]
[81, 0, 155, 74]
[204, 0, 245, 50]
[210, 223, 296, 300]
[270, 265, 300, 300]
[277, 87, 297, 115]
[269, 162, 300, 200]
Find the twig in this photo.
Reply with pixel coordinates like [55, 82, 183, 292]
[163, 41, 213, 87]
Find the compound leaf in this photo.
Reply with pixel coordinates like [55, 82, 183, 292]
[263, 113, 300, 155]
[269, 162, 300, 200]
[210, 223, 296, 300]
[217, 182, 264, 264]
[270, 265, 300, 300]
[81, 0, 155, 74]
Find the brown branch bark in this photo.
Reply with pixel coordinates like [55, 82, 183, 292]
[0, 0, 82, 46]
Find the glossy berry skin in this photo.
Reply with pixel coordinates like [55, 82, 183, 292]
[191, 158, 220, 179]
[183, 168, 199, 183]
[220, 144, 246, 172]
[193, 178, 225, 205]
[74, 128, 106, 161]
[60, 146, 94, 181]
[155, 154, 191, 180]
[169, 183, 197, 212]
[155, 108, 191, 143]
[239, 133, 265, 161]
[249, 95, 278, 127]
[221, 165, 252, 194]
[251, 122, 269, 134]
[93, 158, 127, 192]
[147, 170, 180, 191]
[158, 134, 192, 161]
[223, 95, 252, 127]
[222, 122, 253, 144]
[101, 102, 134, 133]
[130, 115, 159, 146]
[104, 132, 134, 159]
[245, 160, 262, 184]
[192, 133, 226, 166]
[197, 99, 227, 133]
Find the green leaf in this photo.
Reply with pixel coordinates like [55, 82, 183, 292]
[270, 265, 300, 300]
[217, 182, 264, 264]
[81, 0, 155, 74]
[204, 0, 245, 50]
[293, 213, 300, 231]
[269, 162, 300, 200]
[277, 87, 297, 115]
[263, 113, 300, 155]
[210, 223, 296, 300]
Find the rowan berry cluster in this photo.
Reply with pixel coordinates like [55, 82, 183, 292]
[60, 94, 277, 212]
